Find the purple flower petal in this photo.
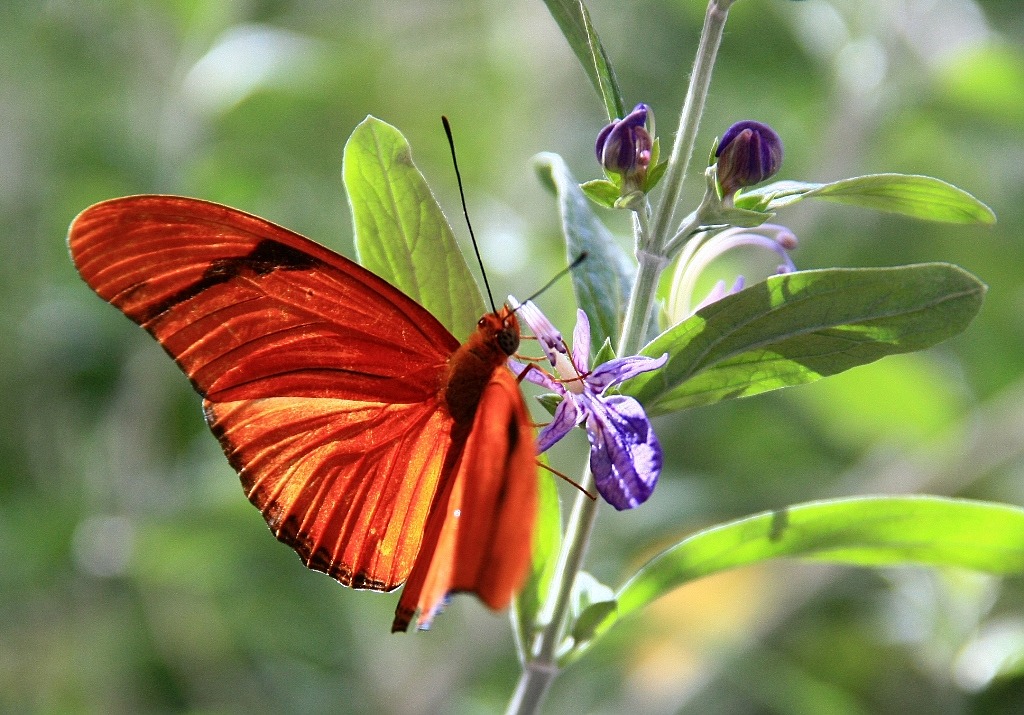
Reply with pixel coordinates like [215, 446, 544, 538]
[595, 122, 615, 163]
[588, 353, 669, 392]
[715, 120, 783, 197]
[602, 121, 637, 174]
[537, 396, 580, 453]
[507, 359, 560, 391]
[596, 104, 651, 176]
[670, 223, 799, 318]
[621, 103, 650, 129]
[572, 309, 591, 373]
[692, 279, 729, 314]
[584, 394, 661, 510]
[514, 299, 565, 365]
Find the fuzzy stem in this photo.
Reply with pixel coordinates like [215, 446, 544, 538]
[506, 467, 598, 715]
[648, 0, 735, 255]
[618, 249, 670, 354]
[618, 0, 735, 353]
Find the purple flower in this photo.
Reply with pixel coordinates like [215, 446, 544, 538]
[596, 103, 653, 186]
[667, 223, 798, 321]
[715, 120, 783, 199]
[510, 300, 667, 510]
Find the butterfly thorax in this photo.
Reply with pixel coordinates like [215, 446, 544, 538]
[443, 306, 520, 427]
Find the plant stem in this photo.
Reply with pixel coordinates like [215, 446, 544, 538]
[648, 0, 735, 254]
[618, 248, 669, 354]
[620, 0, 735, 353]
[507, 3, 737, 713]
[506, 467, 597, 715]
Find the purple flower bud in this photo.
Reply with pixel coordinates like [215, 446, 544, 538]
[596, 103, 653, 182]
[715, 120, 783, 198]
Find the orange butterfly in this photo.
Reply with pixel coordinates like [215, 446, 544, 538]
[69, 195, 537, 632]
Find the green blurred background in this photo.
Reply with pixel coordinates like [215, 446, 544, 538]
[3, 0, 1024, 712]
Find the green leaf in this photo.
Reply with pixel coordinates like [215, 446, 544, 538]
[512, 457, 562, 663]
[612, 190, 645, 212]
[571, 599, 617, 646]
[535, 393, 563, 417]
[703, 204, 775, 230]
[580, 179, 620, 208]
[621, 264, 985, 415]
[732, 179, 807, 212]
[342, 116, 486, 339]
[572, 570, 615, 613]
[643, 161, 669, 192]
[736, 174, 996, 225]
[592, 337, 616, 368]
[649, 136, 661, 172]
[536, 152, 635, 355]
[541, 0, 625, 120]
[630, 497, 1024, 623]
[571, 496, 1024, 660]
[568, 571, 616, 647]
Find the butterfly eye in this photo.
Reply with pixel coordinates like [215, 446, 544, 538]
[496, 327, 519, 356]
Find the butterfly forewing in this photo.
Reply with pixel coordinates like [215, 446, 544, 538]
[69, 195, 464, 590]
[70, 196, 460, 402]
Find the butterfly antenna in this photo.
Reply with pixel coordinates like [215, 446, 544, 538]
[442, 116, 497, 315]
[519, 251, 588, 307]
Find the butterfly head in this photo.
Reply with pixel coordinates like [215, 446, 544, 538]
[478, 306, 520, 357]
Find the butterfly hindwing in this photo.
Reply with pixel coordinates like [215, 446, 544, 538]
[205, 395, 455, 590]
[393, 367, 537, 631]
